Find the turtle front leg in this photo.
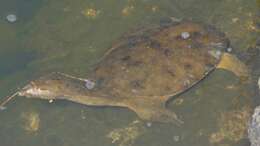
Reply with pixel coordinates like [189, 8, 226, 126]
[138, 107, 184, 126]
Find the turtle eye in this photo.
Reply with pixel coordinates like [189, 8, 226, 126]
[85, 80, 95, 90]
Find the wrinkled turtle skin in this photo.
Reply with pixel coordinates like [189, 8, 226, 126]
[17, 21, 247, 125]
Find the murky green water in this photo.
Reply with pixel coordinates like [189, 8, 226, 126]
[0, 0, 259, 146]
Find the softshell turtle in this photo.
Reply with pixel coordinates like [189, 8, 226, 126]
[0, 21, 249, 125]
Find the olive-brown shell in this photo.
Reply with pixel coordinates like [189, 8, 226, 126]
[90, 21, 229, 99]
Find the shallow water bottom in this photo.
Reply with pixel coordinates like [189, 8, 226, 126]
[0, 0, 259, 146]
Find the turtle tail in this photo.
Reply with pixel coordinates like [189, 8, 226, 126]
[217, 53, 249, 79]
[123, 96, 184, 126]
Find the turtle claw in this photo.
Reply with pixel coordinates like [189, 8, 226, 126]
[155, 109, 184, 126]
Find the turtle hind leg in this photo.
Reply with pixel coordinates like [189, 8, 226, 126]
[124, 96, 184, 126]
[142, 107, 184, 126]
[217, 53, 249, 79]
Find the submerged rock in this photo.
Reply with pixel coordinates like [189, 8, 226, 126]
[21, 111, 40, 133]
[107, 120, 145, 146]
[209, 106, 251, 144]
[248, 106, 260, 146]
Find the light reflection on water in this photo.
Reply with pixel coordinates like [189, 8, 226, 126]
[0, 0, 259, 146]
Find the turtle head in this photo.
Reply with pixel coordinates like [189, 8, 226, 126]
[18, 76, 68, 100]
[18, 80, 57, 100]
